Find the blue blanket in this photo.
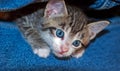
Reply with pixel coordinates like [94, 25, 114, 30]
[0, 0, 120, 71]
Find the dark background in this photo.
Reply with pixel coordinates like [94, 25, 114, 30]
[1, 0, 120, 21]
[65, 0, 120, 19]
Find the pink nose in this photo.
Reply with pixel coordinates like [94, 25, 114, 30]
[60, 46, 69, 53]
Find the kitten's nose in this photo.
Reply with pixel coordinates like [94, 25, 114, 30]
[60, 45, 69, 53]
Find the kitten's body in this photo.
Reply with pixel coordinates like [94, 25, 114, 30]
[13, 0, 109, 58]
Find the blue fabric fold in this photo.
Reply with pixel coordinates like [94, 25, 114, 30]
[90, 0, 120, 10]
[0, 0, 34, 11]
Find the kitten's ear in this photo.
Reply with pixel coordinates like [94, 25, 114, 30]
[87, 20, 110, 40]
[44, 0, 68, 18]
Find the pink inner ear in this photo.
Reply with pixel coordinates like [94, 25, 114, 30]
[45, 0, 67, 18]
[46, 7, 58, 17]
[46, 3, 63, 17]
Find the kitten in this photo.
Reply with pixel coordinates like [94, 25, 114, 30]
[14, 0, 110, 58]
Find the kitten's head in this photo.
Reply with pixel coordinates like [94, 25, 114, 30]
[42, 0, 110, 58]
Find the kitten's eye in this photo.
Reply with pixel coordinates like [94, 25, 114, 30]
[72, 40, 81, 47]
[56, 29, 64, 38]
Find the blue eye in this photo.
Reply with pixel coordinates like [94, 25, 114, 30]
[72, 40, 81, 47]
[56, 29, 64, 38]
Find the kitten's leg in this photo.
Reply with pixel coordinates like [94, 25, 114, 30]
[24, 28, 50, 58]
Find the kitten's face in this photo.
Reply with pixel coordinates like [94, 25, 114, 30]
[51, 26, 88, 58]
[42, 16, 90, 58]
[52, 28, 86, 58]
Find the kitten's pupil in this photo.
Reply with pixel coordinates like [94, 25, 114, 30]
[72, 40, 80, 47]
[56, 29, 64, 38]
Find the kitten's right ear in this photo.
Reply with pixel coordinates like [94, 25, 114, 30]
[44, 0, 68, 18]
[87, 20, 110, 40]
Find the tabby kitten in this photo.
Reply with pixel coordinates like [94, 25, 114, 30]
[15, 0, 110, 58]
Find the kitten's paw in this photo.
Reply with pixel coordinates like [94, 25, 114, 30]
[34, 48, 50, 58]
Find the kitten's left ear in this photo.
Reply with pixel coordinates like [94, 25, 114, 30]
[87, 20, 110, 40]
[44, 0, 68, 18]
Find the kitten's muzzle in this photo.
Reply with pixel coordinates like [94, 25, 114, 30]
[59, 45, 69, 54]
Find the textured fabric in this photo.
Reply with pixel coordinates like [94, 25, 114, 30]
[90, 0, 120, 10]
[0, 0, 120, 71]
[0, 0, 34, 11]
[0, 17, 120, 71]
